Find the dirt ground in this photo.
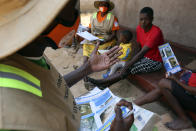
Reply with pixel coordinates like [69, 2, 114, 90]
[43, 11, 195, 131]
[44, 45, 195, 131]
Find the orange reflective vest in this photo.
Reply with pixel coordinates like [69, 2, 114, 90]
[46, 16, 80, 48]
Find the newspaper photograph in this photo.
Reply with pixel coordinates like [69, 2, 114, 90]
[159, 43, 181, 74]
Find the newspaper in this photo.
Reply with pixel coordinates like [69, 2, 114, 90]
[130, 104, 160, 131]
[77, 24, 89, 33]
[77, 31, 103, 42]
[98, 50, 109, 54]
[75, 87, 131, 131]
[76, 88, 160, 131]
[159, 43, 181, 74]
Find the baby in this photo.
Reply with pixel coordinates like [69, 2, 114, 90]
[103, 30, 133, 78]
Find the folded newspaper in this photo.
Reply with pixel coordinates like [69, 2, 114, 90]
[77, 31, 104, 42]
[159, 43, 181, 74]
[75, 87, 160, 131]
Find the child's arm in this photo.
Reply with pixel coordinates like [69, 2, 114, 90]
[129, 41, 140, 60]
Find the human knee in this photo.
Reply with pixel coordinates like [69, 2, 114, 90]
[155, 87, 162, 94]
[158, 78, 169, 89]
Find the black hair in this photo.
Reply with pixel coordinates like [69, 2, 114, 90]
[120, 30, 133, 42]
[140, 7, 154, 18]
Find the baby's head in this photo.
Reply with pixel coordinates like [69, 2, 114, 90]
[118, 30, 133, 44]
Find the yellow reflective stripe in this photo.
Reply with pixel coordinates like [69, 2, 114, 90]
[107, 13, 112, 20]
[0, 64, 40, 87]
[0, 78, 42, 97]
[93, 12, 97, 19]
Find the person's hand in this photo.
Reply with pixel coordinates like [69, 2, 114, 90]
[179, 68, 189, 77]
[75, 33, 80, 41]
[88, 41, 122, 72]
[165, 72, 178, 81]
[98, 40, 106, 45]
[110, 99, 134, 131]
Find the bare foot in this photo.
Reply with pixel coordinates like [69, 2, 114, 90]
[165, 119, 192, 130]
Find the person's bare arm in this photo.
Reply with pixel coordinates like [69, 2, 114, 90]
[63, 42, 122, 87]
[166, 73, 196, 95]
[121, 45, 150, 74]
[176, 79, 196, 95]
[129, 41, 141, 60]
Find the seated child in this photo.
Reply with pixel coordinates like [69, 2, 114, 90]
[103, 30, 133, 78]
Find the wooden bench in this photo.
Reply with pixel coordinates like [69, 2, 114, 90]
[119, 26, 196, 123]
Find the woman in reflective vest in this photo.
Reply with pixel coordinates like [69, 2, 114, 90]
[83, 0, 120, 63]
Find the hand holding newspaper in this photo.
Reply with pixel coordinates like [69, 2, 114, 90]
[75, 87, 130, 131]
[75, 88, 160, 131]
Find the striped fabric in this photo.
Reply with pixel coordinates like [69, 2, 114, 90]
[0, 64, 42, 97]
[92, 12, 112, 20]
[128, 57, 162, 74]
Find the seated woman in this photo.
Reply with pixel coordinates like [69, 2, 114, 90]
[83, 0, 120, 63]
[134, 68, 196, 130]
[87, 7, 163, 88]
